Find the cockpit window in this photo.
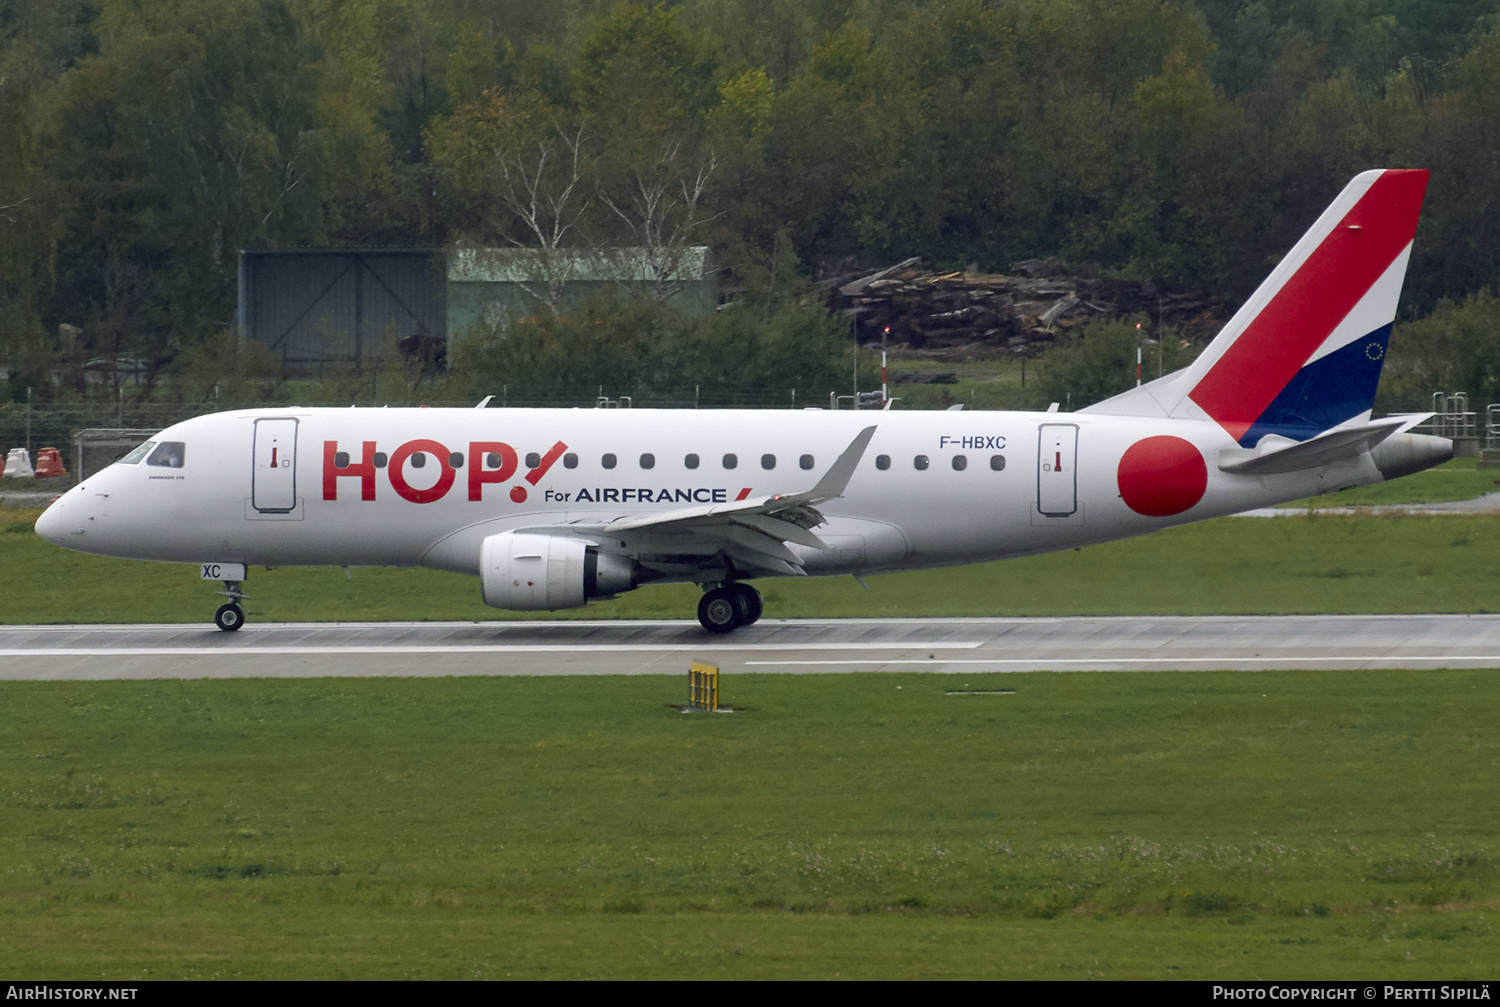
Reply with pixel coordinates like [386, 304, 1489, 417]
[147, 441, 186, 468]
[118, 441, 155, 465]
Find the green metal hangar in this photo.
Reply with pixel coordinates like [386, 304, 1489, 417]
[236, 246, 715, 368]
[235, 247, 447, 368]
[445, 247, 715, 338]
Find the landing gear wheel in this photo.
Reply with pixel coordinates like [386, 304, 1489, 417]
[214, 603, 245, 633]
[698, 587, 741, 634]
[213, 579, 250, 632]
[730, 583, 764, 627]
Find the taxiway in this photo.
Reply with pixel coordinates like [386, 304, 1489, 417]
[1, 614, 1498, 679]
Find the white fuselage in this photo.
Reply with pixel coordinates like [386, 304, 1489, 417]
[36, 405, 1399, 584]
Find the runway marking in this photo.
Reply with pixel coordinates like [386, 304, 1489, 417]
[0, 617, 1068, 631]
[746, 656, 1500, 667]
[6, 617, 1500, 679]
[0, 642, 984, 658]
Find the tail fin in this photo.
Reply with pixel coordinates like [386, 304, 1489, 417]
[1085, 169, 1428, 445]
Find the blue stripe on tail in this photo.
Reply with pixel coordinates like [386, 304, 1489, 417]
[1236, 324, 1392, 446]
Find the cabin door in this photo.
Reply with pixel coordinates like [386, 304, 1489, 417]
[252, 418, 299, 513]
[1036, 423, 1078, 517]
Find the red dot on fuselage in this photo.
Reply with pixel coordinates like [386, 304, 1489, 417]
[1117, 436, 1207, 517]
[509, 485, 527, 504]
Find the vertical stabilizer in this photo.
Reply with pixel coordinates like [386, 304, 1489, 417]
[1085, 169, 1428, 444]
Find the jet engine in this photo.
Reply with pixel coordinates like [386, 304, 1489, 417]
[1369, 432, 1454, 481]
[480, 531, 634, 610]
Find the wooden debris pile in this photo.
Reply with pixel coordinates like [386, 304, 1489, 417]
[819, 256, 1221, 358]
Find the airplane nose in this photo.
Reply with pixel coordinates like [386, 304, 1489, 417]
[34, 496, 76, 546]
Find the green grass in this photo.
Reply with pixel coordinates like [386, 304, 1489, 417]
[885, 356, 1044, 411]
[4, 507, 1499, 623]
[2, 671, 1496, 978]
[1281, 457, 1499, 509]
[0, 475, 74, 492]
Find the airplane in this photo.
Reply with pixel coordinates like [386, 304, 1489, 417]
[35, 168, 1452, 633]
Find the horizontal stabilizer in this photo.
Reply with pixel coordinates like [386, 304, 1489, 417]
[1217, 415, 1421, 475]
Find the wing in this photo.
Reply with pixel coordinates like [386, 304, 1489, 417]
[567, 425, 877, 579]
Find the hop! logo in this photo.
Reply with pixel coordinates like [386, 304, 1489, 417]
[323, 438, 565, 504]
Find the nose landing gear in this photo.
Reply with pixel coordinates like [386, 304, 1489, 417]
[215, 603, 245, 632]
[697, 582, 764, 634]
[214, 580, 248, 632]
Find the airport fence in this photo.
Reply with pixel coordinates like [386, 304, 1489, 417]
[0, 387, 884, 483]
[0, 402, 240, 480]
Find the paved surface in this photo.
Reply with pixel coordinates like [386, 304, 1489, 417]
[2, 615, 1499, 679]
[1237, 490, 1500, 517]
[0, 490, 65, 508]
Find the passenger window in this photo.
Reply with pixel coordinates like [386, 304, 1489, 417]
[876, 454, 891, 471]
[563, 453, 578, 469]
[373, 452, 388, 468]
[410, 452, 427, 469]
[334, 451, 350, 468]
[685, 453, 700, 469]
[119, 441, 155, 465]
[640, 453, 655, 469]
[602, 453, 617, 470]
[486, 452, 502, 468]
[914, 455, 929, 471]
[525, 452, 541, 468]
[952, 455, 967, 471]
[990, 454, 1006, 471]
[761, 453, 776, 470]
[723, 453, 738, 469]
[800, 454, 815, 470]
[147, 442, 186, 468]
[449, 452, 464, 468]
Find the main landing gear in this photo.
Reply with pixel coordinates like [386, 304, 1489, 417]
[697, 583, 764, 634]
[214, 580, 248, 632]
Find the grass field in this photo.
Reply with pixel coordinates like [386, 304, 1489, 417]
[4, 504, 1499, 623]
[4, 479, 1498, 979]
[1, 670, 1495, 979]
[884, 358, 1039, 411]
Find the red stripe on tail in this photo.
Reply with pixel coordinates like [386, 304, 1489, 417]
[1188, 169, 1427, 441]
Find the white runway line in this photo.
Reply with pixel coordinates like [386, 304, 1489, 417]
[5, 617, 1500, 678]
[0, 641, 984, 657]
[746, 656, 1500, 667]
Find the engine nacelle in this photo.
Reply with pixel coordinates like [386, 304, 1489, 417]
[480, 532, 634, 611]
[1369, 432, 1454, 481]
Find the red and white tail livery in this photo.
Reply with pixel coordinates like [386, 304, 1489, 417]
[1088, 169, 1428, 444]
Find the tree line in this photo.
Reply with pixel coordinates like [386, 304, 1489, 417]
[4, 0, 1500, 409]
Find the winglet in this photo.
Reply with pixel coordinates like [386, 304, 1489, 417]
[598, 425, 877, 538]
[806, 425, 877, 503]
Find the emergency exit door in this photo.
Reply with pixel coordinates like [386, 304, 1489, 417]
[1037, 423, 1078, 517]
[252, 418, 298, 513]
